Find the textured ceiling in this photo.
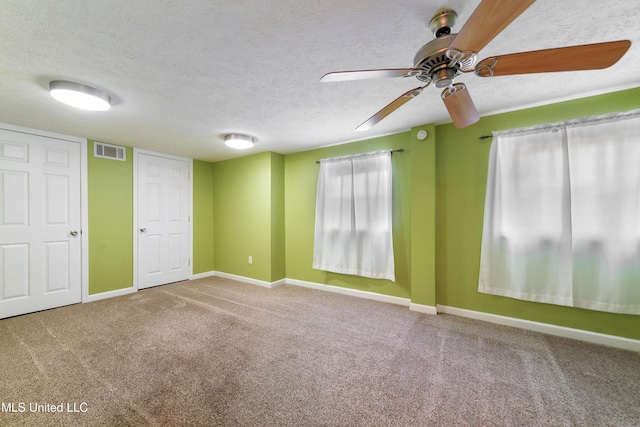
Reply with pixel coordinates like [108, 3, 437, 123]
[1, 0, 639, 162]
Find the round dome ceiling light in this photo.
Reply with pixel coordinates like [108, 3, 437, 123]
[49, 80, 111, 111]
[224, 134, 255, 150]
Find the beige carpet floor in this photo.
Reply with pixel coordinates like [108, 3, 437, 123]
[1, 277, 639, 426]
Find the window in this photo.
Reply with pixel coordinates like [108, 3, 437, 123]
[313, 150, 395, 281]
[479, 110, 640, 314]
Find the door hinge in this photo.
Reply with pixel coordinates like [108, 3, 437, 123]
[188, 259, 191, 266]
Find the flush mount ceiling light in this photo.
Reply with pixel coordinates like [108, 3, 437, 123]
[49, 80, 111, 111]
[224, 133, 255, 150]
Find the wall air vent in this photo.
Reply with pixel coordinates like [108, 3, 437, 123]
[94, 141, 125, 161]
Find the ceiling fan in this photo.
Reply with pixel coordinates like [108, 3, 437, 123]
[320, 0, 631, 130]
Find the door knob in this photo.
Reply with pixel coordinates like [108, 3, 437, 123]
[70, 230, 79, 237]
[140, 228, 147, 233]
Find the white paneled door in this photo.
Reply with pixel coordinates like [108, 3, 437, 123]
[137, 152, 190, 289]
[0, 129, 82, 319]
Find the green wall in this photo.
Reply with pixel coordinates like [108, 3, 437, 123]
[410, 124, 437, 307]
[83, 86, 640, 341]
[284, 132, 419, 300]
[212, 152, 285, 282]
[270, 153, 286, 281]
[193, 160, 215, 274]
[283, 128, 437, 306]
[87, 148, 214, 292]
[87, 144, 134, 294]
[436, 86, 640, 340]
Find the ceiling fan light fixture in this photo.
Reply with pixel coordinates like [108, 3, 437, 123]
[224, 133, 255, 150]
[49, 80, 111, 111]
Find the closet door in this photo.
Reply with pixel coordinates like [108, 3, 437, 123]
[136, 151, 190, 289]
[0, 129, 82, 319]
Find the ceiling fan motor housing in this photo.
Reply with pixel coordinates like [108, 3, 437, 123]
[413, 33, 461, 84]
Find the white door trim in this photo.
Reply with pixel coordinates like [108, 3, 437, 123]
[0, 121, 89, 305]
[133, 148, 193, 291]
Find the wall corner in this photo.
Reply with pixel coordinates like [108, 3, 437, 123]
[409, 124, 437, 306]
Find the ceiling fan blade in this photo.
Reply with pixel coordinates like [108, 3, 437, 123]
[441, 83, 480, 129]
[321, 68, 424, 82]
[356, 84, 429, 131]
[448, 0, 536, 54]
[474, 40, 632, 77]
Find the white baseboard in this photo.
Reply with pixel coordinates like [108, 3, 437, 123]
[83, 272, 279, 303]
[437, 305, 640, 352]
[285, 278, 412, 307]
[410, 303, 438, 315]
[191, 271, 216, 280]
[84, 286, 136, 303]
[213, 271, 285, 289]
[271, 279, 287, 288]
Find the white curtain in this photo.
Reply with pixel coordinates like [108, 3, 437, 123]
[313, 150, 395, 281]
[479, 110, 640, 314]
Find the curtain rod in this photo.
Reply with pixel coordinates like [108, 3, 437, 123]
[479, 135, 493, 140]
[315, 149, 404, 164]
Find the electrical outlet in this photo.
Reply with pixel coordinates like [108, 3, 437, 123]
[248, 256, 253, 264]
